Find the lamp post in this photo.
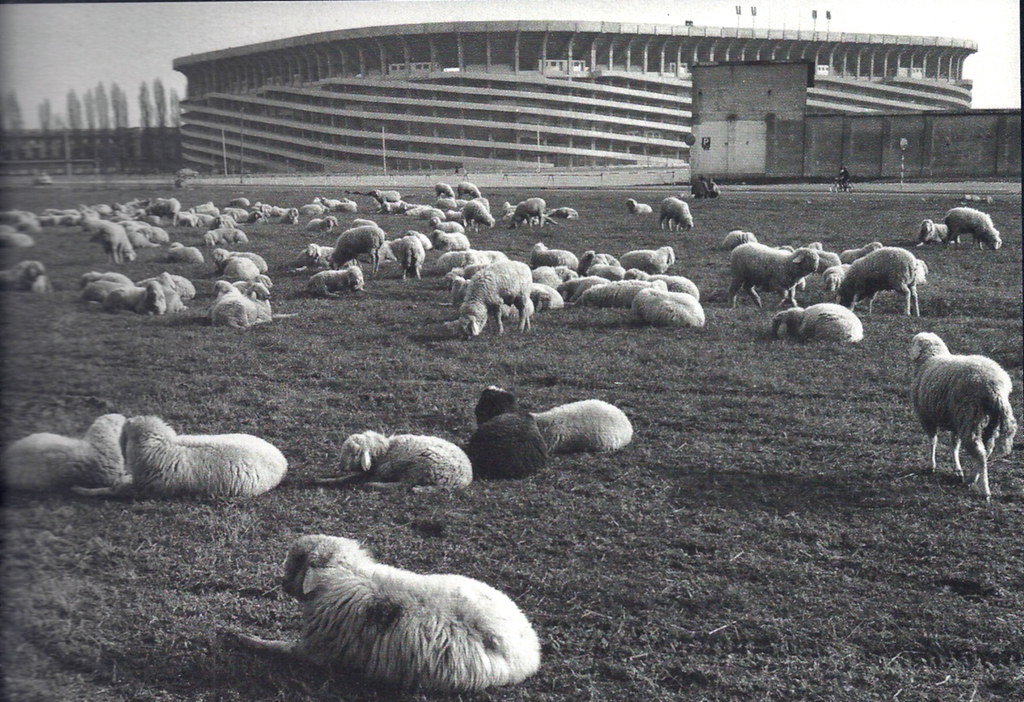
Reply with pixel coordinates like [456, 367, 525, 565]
[899, 137, 908, 190]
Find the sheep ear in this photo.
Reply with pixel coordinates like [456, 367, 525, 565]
[359, 447, 372, 473]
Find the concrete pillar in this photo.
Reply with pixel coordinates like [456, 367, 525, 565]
[513, 31, 520, 73]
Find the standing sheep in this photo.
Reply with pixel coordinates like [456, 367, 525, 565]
[659, 197, 694, 231]
[3, 414, 127, 491]
[728, 243, 819, 308]
[839, 241, 884, 264]
[631, 288, 705, 328]
[909, 332, 1017, 500]
[330, 224, 387, 272]
[456, 181, 482, 199]
[770, 303, 864, 342]
[509, 198, 550, 228]
[618, 246, 676, 275]
[837, 247, 926, 316]
[316, 431, 472, 489]
[452, 260, 534, 337]
[74, 415, 287, 498]
[461, 200, 495, 231]
[821, 263, 851, 297]
[87, 219, 136, 264]
[721, 230, 758, 250]
[943, 207, 1002, 250]
[377, 235, 426, 279]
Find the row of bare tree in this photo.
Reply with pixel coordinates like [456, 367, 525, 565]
[1, 79, 181, 132]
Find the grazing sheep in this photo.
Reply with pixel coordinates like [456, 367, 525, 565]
[943, 207, 1002, 250]
[306, 266, 366, 296]
[86, 219, 136, 264]
[821, 264, 851, 297]
[291, 243, 333, 270]
[451, 261, 534, 337]
[659, 197, 694, 231]
[631, 288, 705, 328]
[101, 280, 171, 315]
[456, 181, 482, 199]
[447, 274, 471, 305]
[529, 283, 565, 311]
[475, 387, 632, 454]
[317, 431, 472, 489]
[210, 280, 273, 328]
[461, 200, 495, 231]
[306, 216, 339, 234]
[909, 332, 1017, 500]
[378, 236, 426, 280]
[728, 243, 820, 308]
[618, 246, 676, 275]
[530, 243, 578, 271]
[578, 279, 668, 309]
[435, 182, 456, 198]
[621, 269, 700, 300]
[625, 198, 652, 215]
[434, 249, 508, 275]
[3, 414, 127, 491]
[75, 415, 287, 498]
[837, 247, 925, 316]
[916, 219, 953, 247]
[431, 229, 472, 252]
[330, 224, 387, 272]
[145, 197, 181, 217]
[509, 198, 550, 228]
[226, 534, 540, 692]
[770, 303, 864, 343]
[839, 241, 884, 264]
[721, 230, 758, 250]
[428, 216, 465, 234]
[467, 412, 548, 479]
[165, 242, 205, 264]
[0, 260, 53, 293]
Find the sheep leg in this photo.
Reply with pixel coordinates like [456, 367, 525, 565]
[224, 630, 301, 658]
[71, 485, 128, 497]
[965, 438, 991, 500]
[313, 474, 368, 487]
[951, 437, 965, 481]
[910, 285, 919, 317]
[925, 433, 939, 473]
[493, 306, 505, 335]
[747, 286, 763, 309]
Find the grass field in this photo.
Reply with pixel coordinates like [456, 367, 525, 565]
[2, 183, 1022, 701]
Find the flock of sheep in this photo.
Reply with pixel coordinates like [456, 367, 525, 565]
[0, 180, 1018, 693]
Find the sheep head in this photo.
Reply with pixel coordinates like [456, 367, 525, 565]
[770, 308, 804, 340]
[788, 248, 820, 277]
[339, 431, 389, 475]
[282, 535, 374, 600]
[142, 281, 168, 315]
[475, 386, 517, 425]
[909, 332, 949, 366]
[917, 219, 940, 245]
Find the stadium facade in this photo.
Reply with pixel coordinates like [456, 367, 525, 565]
[172, 20, 977, 174]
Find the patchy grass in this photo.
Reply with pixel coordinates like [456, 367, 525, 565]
[2, 184, 1022, 701]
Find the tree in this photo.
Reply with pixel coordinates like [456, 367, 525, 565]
[83, 88, 96, 130]
[153, 78, 167, 128]
[110, 83, 129, 128]
[95, 82, 110, 129]
[169, 88, 181, 127]
[3, 91, 25, 131]
[138, 82, 153, 128]
[53, 114, 67, 130]
[67, 89, 83, 130]
[38, 98, 52, 131]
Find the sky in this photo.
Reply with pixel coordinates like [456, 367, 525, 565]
[0, 0, 1019, 128]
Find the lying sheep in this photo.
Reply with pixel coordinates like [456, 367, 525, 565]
[210, 280, 272, 328]
[659, 197, 694, 231]
[0, 227, 35, 248]
[728, 243, 819, 308]
[557, 276, 611, 304]
[0, 260, 53, 293]
[225, 534, 540, 691]
[839, 241, 883, 264]
[529, 283, 564, 311]
[467, 411, 548, 479]
[943, 207, 1002, 250]
[916, 219, 952, 247]
[3, 414, 127, 491]
[291, 243, 333, 270]
[578, 279, 668, 309]
[306, 266, 365, 297]
[220, 257, 267, 283]
[431, 229, 472, 252]
[306, 216, 338, 233]
[299, 203, 328, 217]
[378, 235, 426, 280]
[204, 227, 249, 247]
[618, 246, 676, 275]
[578, 251, 621, 274]
[625, 198, 652, 215]
[428, 216, 465, 234]
[74, 415, 287, 498]
[211, 248, 268, 274]
[165, 242, 205, 264]
[770, 303, 864, 342]
[909, 332, 1017, 500]
[531, 266, 563, 288]
[137, 272, 196, 302]
[452, 261, 534, 337]
[621, 269, 700, 300]
[631, 288, 705, 328]
[101, 279, 175, 315]
[475, 387, 633, 454]
[530, 243, 578, 271]
[585, 264, 627, 281]
[721, 230, 758, 250]
[330, 224, 386, 272]
[545, 207, 578, 220]
[316, 431, 472, 489]
[837, 246, 925, 316]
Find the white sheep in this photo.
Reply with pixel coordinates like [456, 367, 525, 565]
[204, 227, 249, 247]
[291, 243, 333, 270]
[137, 271, 196, 302]
[210, 280, 272, 328]
[101, 279, 174, 315]
[431, 229, 472, 252]
[434, 249, 508, 275]
[728, 243, 819, 308]
[631, 288, 705, 328]
[0, 227, 35, 248]
[305, 216, 338, 233]
[557, 276, 611, 304]
[839, 241, 883, 264]
[621, 269, 700, 300]
[577, 250, 621, 274]
[86, 219, 136, 264]
[316, 431, 472, 489]
[0, 260, 53, 293]
[545, 207, 578, 220]
[460, 200, 495, 231]
[529, 282, 565, 311]
[909, 332, 1017, 500]
[306, 266, 365, 296]
[428, 216, 465, 234]
[225, 534, 540, 692]
[74, 415, 287, 498]
[578, 279, 668, 309]
[454, 260, 533, 337]
[330, 224, 387, 272]
[211, 248, 268, 274]
[659, 197, 694, 231]
[530, 243, 578, 270]
[531, 266, 563, 288]
[916, 219, 952, 247]
[585, 264, 627, 281]
[447, 274, 471, 305]
[456, 181, 482, 199]
[435, 182, 456, 198]
[3, 414, 127, 491]
[299, 203, 328, 217]
[770, 303, 863, 342]
[721, 230, 758, 250]
[618, 246, 676, 275]
[821, 263, 851, 297]
[220, 257, 266, 283]
[377, 235, 426, 280]
[943, 207, 1002, 249]
[625, 198, 652, 215]
[165, 242, 205, 264]
[509, 198, 551, 228]
[837, 247, 925, 316]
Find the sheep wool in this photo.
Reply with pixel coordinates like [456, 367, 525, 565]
[467, 412, 548, 479]
[529, 283, 565, 311]
[622, 270, 700, 300]
[618, 246, 676, 275]
[770, 303, 863, 342]
[457, 260, 534, 336]
[659, 197, 694, 231]
[839, 241, 883, 264]
[721, 230, 758, 250]
[3, 414, 127, 491]
[326, 431, 472, 488]
[943, 207, 1002, 250]
[306, 267, 365, 296]
[837, 246, 925, 316]
[0, 260, 52, 293]
[578, 279, 668, 309]
[530, 243, 579, 270]
[631, 288, 705, 328]
[728, 242, 819, 308]
[909, 332, 1017, 500]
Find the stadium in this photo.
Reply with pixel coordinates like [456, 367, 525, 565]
[172, 20, 977, 174]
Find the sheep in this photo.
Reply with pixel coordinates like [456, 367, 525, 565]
[456, 181, 482, 199]
[403, 230, 433, 251]
[839, 241, 884, 264]
[577, 250, 621, 274]
[299, 203, 328, 217]
[531, 266, 563, 288]
[578, 279, 668, 309]
[529, 283, 565, 311]
[0, 228, 35, 248]
[329, 197, 358, 213]
[475, 387, 632, 454]
[225, 534, 540, 692]
[428, 216, 465, 234]
[145, 197, 181, 217]
[365, 189, 402, 205]
[102, 279, 180, 315]
[204, 227, 249, 247]
[545, 207, 579, 220]
[86, 219, 136, 264]
[618, 246, 676, 275]
[805, 243, 842, 272]
[454, 260, 533, 337]
[916, 219, 953, 247]
[377, 235, 426, 280]
[220, 257, 267, 283]
[557, 276, 610, 304]
[659, 197, 694, 231]
[909, 332, 1017, 500]
[461, 200, 495, 231]
[943, 207, 1002, 250]
[585, 264, 626, 281]
[306, 266, 365, 296]
[123, 226, 160, 249]
[447, 274, 471, 305]
[211, 248, 268, 274]
[728, 243, 819, 308]
[434, 249, 508, 275]
[821, 263, 851, 297]
[837, 246, 925, 316]
[74, 415, 287, 498]
[227, 197, 251, 208]
[431, 229, 472, 252]
[2, 414, 127, 491]
[467, 411, 548, 479]
[210, 214, 240, 231]
[330, 224, 386, 272]
[137, 271, 196, 302]
[190, 201, 220, 216]
[210, 280, 273, 328]
[621, 269, 700, 300]
[165, 242, 205, 264]
[0, 260, 53, 293]
[435, 182, 456, 198]
[316, 432, 472, 489]
[721, 230, 757, 250]
[377, 200, 411, 215]
[509, 198, 549, 228]
[263, 207, 300, 225]
[306, 216, 338, 234]
[631, 288, 706, 328]
[434, 197, 459, 211]
[770, 303, 863, 343]
[626, 198, 653, 214]
[528, 242, 577, 271]
[291, 243, 333, 270]
[172, 211, 200, 228]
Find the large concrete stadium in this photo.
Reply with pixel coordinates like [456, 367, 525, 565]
[173, 20, 977, 174]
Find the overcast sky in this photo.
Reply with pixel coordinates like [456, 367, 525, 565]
[1, 0, 1019, 128]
